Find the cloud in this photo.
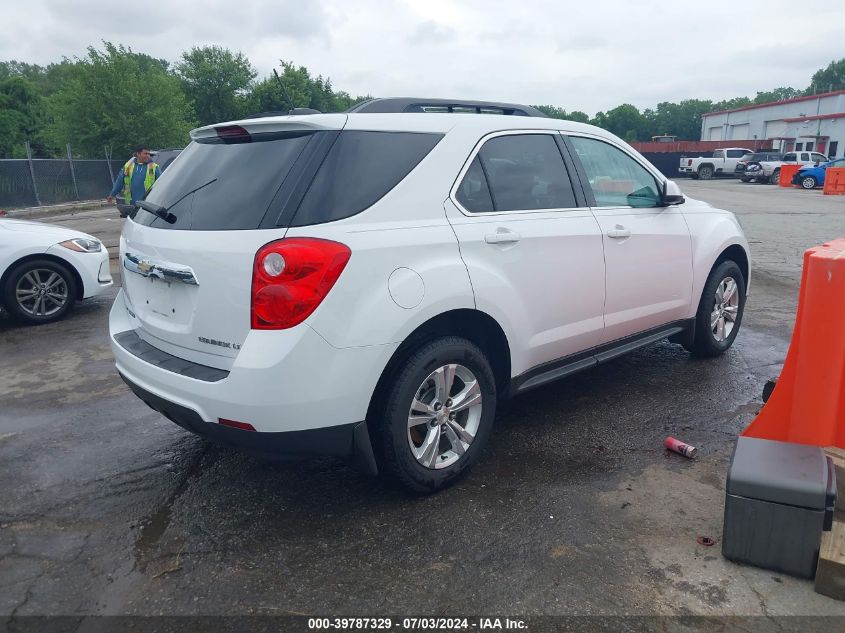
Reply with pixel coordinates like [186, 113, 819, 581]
[409, 21, 455, 45]
[1, 0, 843, 115]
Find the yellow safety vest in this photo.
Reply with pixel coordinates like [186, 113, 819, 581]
[122, 158, 159, 204]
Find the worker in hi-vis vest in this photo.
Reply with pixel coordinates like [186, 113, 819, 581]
[107, 146, 160, 206]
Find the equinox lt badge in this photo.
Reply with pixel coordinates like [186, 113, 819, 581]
[198, 336, 241, 350]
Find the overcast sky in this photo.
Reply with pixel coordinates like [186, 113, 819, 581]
[2, 0, 844, 114]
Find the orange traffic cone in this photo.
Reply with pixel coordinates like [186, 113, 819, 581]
[742, 239, 845, 447]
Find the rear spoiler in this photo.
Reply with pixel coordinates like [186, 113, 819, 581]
[190, 114, 347, 142]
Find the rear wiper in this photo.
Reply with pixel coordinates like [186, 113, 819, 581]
[135, 200, 177, 224]
[136, 178, 218, 224]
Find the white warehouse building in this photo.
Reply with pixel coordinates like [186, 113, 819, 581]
[700, 90, 845, 159]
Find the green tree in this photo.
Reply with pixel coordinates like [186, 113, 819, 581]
[177, 46, 256, 125]
[566, 110, 590, 124]
[807, 58, 845, 94]
[245, 62, 366, 115]
[754, 87, 801, 104]
[0, 77, 44, 157]
[710, 96, 752, 112]
[532, 105, 590, 123]
[45, 42, 193, 158]
[642, 99, 714, 140]
[598, 104, 645, 141]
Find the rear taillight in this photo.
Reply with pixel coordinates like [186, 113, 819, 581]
[251, 238, 351, 330]
[687, 159, 693, 166]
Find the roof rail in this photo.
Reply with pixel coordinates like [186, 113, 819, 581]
[242, 108, 323, 120]
[347, 98, 547, 118]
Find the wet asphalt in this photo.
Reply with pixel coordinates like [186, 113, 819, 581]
[2, 179, 845, 620]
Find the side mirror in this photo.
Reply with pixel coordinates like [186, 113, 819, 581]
[662, 180, 685, 206]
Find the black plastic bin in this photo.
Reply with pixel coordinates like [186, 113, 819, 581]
[723, 437, 836, 578]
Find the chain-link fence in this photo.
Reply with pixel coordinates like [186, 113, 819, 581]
[0, 145, 125, 209]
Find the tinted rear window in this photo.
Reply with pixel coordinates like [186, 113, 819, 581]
[475, 134, 577, 211]
[456, 157, 495, 213]
[290, 131, 442, 226]
[134, 133, 313, 230]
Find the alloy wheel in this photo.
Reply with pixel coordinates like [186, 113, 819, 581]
[15, 268, 69, 318]
[710, 276, 739, 342]
[407, 363, 483, 469]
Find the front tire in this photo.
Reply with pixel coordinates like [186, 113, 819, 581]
[769, 169, 780, 185]
[685, 260, 746, 357]
[2, 259, 77, 325]
[740, 177, 751, 183]
[376, 337, 496, 492]
[800, 176, 817, 190]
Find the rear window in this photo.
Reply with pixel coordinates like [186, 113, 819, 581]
[290, 131, 443, 227]
[135, 133, 313, 230]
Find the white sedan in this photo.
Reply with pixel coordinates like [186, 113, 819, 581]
[0, 218, 113, 324]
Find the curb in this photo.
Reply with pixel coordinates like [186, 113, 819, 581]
[0, 200, 112, 220]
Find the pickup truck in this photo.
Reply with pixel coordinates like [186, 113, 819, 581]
[744, 150, 829, 184]
[678, 148, 753, 180]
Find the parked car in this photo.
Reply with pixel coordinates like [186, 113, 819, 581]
[792, 157, 845, 189]
[678, 148, 753, 180]
[110, 98, 750, 492]
[1, 218, 113, 324]
[746, 151, 829, 185]
[151, 148, 183, 172]
[736, 152, 783, 182]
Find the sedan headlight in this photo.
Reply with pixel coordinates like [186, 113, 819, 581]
[59, 238, 102, 253]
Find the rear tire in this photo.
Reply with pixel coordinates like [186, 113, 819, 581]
[685, 260, 745, 357]
[376, 336, 496, 493]
[698, 166, 714, 180]
[2, 259, 77, 325]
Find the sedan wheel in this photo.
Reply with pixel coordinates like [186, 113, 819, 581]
[3, 259, 77, 325]
[801, 176, 817, 190]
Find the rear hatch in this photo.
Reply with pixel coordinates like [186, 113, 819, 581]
[119, 114, 347, 370]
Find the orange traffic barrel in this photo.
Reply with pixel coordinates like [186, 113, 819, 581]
[742, 239, 845, 448]
[823, 168, 845, 195]
[779, 164, 801, 187]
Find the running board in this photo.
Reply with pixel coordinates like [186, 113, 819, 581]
[512, 321, 690, 395]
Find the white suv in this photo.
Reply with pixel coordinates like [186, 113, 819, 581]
[109, 98, 749, 492]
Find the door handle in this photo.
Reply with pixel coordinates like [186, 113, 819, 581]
[606, 225, 631, 239]
[484, 229, 521, 244]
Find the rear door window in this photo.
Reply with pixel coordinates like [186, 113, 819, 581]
[291, 131, 442, 226]
[455, 157, 494, 213]
[135, 133, 315, 230]
[726, 149, 746, 158]
[468, 134, 578, 212]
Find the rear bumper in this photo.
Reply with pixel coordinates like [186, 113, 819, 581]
[120, 372, 377, 473]
[109, 288, 398, 436]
